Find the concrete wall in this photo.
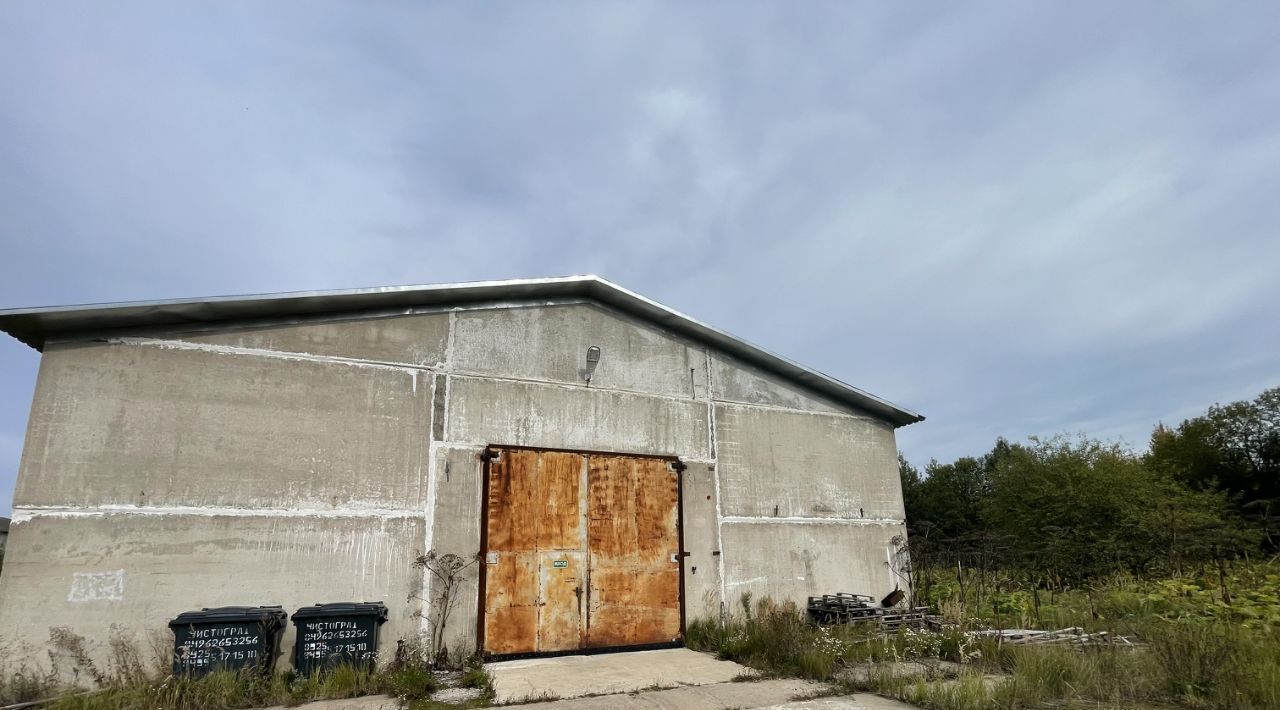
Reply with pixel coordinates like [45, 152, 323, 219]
[0, 514, 423, 669]
[0, 302, 909, 671]
[15, 341, 431, 510]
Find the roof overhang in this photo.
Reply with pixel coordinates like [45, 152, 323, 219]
[0, 275, 924, 427]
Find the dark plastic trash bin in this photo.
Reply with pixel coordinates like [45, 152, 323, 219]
[169, 605, 288, 676]
[291, 602, 389, 676]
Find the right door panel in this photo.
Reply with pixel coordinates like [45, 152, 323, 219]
[585, 455, 682, 648]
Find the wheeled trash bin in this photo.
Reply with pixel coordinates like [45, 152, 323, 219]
[169, 605, 288, 676]
[291, 602, 389, 676]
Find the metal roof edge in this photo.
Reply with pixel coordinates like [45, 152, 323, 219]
[0, 275, 924, 427]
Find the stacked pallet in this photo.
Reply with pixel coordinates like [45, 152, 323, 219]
[805, 593, 933, 629]
[975, 627, 1136, 647]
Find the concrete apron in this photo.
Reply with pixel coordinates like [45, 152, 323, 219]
[272, 680, 919, 710]
[267, 650, 920, 709]
[484, 649, 919, 709]
[486, 648, 745, 703]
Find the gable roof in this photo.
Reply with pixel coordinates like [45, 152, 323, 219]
[0, 275, 923, 427]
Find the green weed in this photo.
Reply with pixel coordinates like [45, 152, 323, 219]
[693, 578, 1280, 710]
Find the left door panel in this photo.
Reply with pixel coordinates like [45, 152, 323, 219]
[483, 450, 585, 655]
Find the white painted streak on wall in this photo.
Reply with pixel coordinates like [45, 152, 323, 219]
[106, 337, 431, 376]
[445, 370, 708, 406]
[720, 516, 904, 526]
[709, 399, 884, 423]
[12, 504, 424, 523]
[67, 570, 125, 602]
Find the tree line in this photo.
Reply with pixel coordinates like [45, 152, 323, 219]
[899, 386, 1279, 589]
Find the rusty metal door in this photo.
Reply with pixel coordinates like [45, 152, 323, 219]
[584, 455, 682, 648]
[482, 449, 586, 655]
[481, 448, 681, 656]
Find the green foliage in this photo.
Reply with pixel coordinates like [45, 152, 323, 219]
[692, 576, 1280, 708]
[903, 450, 998, 542]
[860, 643, 1171, 710]
[1148, 386, 1280, 547]
[881, 388, 1280, 708]
[903, 386, 1278, 588]
[916, 560, 1280, 638]
[983, 436, 1153, 580]
[860, 566, 1280, 709]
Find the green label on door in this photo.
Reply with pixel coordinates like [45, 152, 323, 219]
[553, 560, 568, 568]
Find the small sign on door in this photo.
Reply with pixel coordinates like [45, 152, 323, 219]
[552, 560, 568, 568]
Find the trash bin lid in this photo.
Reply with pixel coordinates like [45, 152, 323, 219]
[169, 605, 289, 628]
[292, 602, 388, 623]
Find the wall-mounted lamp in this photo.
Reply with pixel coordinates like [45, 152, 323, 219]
[582, 346, 602, 384]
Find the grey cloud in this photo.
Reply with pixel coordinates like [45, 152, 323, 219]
[1, 2, 1278, 512]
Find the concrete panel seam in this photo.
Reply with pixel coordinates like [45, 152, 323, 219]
[423, 439, 441, 635]
[720, 516, 905, 526]
[10, 504, 428, 523]
[443, 374, 453, 440]
[444, 310, 457, 372]
[698, 348, 711, 402]
[106, 337, 432, 376]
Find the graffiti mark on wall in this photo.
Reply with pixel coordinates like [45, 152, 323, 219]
[67, 570, 125, 602]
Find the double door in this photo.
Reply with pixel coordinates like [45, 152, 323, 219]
[480, 448, 683, 656]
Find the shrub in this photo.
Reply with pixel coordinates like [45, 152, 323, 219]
[0, 663, 60, 705]
[1147, 619, 1280, 709]
[459, 654, 493, 694]
[381, 665, 439, 702]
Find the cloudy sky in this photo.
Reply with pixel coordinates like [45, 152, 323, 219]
[1, 3, 1277, 514]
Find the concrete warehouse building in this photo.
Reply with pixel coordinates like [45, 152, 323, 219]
[0, 276, 922, 665]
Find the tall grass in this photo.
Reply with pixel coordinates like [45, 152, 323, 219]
[691, 592, 1280, 710]
[866, 627, 1280, 710]
[0, 662, 60, 705]
[42, 665, 420, 709]
[686, 596, 972, 680]
[1146, 620, 1280, 709]
[10, 626, 483, 710]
